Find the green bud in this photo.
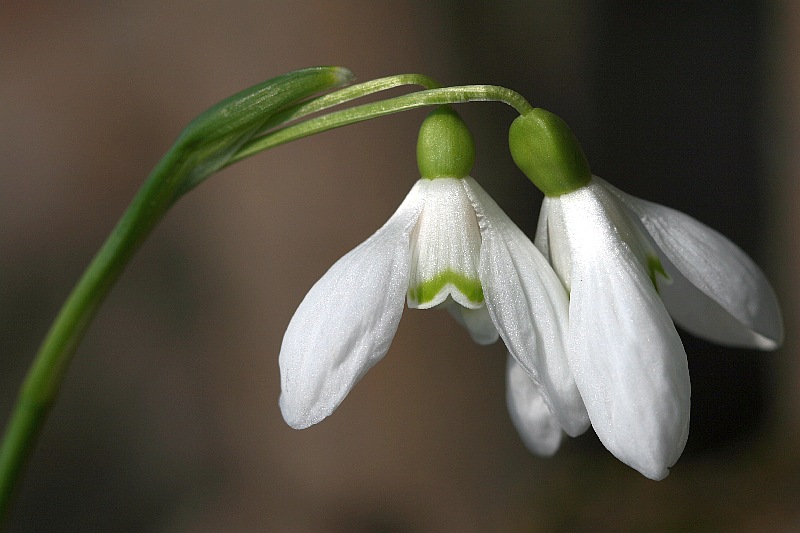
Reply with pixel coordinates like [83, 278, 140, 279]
[417, 106, 475, 179]
[509, 108, 591, 196]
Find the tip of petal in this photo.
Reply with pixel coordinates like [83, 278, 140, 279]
[749, 329, 784, 351]
[606, 436, 677, 481]
[636, 461, 671, 481]
[279, 393, 327, 430]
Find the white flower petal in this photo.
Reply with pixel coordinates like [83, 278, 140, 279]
[559, 185, 690, 480]
[462, 177, 589, 437]
[446, 302, 499, 345]
[602, 180, 783, 349]
[279, 180, 428, 429]
[506, 354, 562, 457]
[539, 197, 574, 291]
[533, 197, 550, 259]
[407, 178, 483, 310]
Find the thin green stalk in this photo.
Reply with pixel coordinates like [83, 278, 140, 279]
[258, 73, 441, 129]
[0, 147, 187, 520]
[230, 85, 533, 163]
[175, 73, 441, 198]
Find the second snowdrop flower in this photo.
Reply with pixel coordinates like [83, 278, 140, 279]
[509, 108, 783, 480]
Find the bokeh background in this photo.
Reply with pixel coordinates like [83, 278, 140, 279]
[1, 1, 798, 531]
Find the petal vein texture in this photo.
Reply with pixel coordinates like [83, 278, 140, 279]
[464, 178, 589, 437]
[279, 180, 428, 429]
[556, 184, 691, 480]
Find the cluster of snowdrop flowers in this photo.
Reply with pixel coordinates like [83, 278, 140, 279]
[279, 107, 585, 437]
[278, 105, 783, 480]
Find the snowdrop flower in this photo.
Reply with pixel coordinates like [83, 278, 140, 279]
[508, 109, 783, 479]
[280, 107, 590, 437]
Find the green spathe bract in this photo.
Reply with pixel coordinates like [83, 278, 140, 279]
[417, 106, 475, 179]
[408, 269, 485, 307]
[509, 108, 591, 197]
[175, 66, 354, 197]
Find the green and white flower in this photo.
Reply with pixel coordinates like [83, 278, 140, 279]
[509, 109, 784, 480]
[279, 107, 590, 437]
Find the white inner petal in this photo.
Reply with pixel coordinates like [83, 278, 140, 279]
[446, 301, 499, 345]
[407, 178, 483, 310]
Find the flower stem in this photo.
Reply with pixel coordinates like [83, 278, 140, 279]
[258, 73, 442, 127]
[229, 85, 533, 164]
[0, 65, 353, 524]
[175, 73, 442, 197]
[0, 148, 182, 521]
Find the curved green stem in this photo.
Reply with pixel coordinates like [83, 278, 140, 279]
[259, 73, 441, 129]
[230, 85, 532, 163]
[0, 65, 353, 524]
[0, 148, 184, 522]
[175, 73, 441, 198]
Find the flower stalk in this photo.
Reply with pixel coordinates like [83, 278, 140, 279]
[230, 85, 532, 164]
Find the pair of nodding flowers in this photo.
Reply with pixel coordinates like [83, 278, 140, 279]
[279, 106, 783, 480]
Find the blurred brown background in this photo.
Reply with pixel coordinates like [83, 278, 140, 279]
[1, 1, 798, 531]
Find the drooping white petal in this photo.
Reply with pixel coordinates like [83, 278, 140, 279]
[533, 197, 550, 259]
[462, 177, 589, 437]
[506, 354, 562, 457]
[407, 178, 484, 310]
[279, 180, 428, 429]
[601, 178, 783, 349]
[557, 184, 690, 480]
[446, 302, 499, 345]
[540, 196, 573, 290]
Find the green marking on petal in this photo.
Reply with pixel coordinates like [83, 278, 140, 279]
[408, 269, 484, 306]
[647, 255, 669, 293]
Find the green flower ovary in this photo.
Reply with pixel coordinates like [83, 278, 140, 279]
[417, 106, 475, 180]
[508, 109, 591, 197]
[407, 269, 484, 307]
